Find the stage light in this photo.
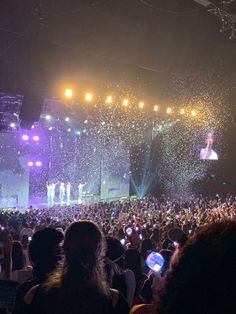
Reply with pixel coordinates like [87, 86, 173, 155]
[48, 127, 53, 131]
[65, 117, 70, 122]
[76, 130, 81, 135]
[28, 161, 34, 167]
[122, 99, 129, 107]
[139, 102, 144, 109]
[67, 128, 71, 132]
[22, 135, 29, 141]
[85, 92, 93, 102]
[32, 135, 39, 142]
[191, 110, 197, 116]
[180, 109, 185, 115]
[64, 88, 73, 98]
[10, 122, 16, 128]
[45, 115, 51, 120]
[154, 105, 159, 112]
[31, 125, 35, 129]
[35, 161, 42, 167]
[166, 108, 172, 114]
[84, 120, 88, 124]
[106, 96, 112, 104]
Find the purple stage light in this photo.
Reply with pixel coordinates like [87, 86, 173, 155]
[28, 161, 34, 167]
[33, 135, 40, 142]
[22, 135, 29, 141]
[35, 161, 42, 167]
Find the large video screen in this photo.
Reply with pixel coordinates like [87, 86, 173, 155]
[199, 132, 219, 160]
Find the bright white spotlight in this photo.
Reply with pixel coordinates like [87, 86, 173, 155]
[45, 114, 51, 120]
[122, 99, 129, 106]
[106, 95, 112, 104]
[85, 92, 93, 102]
[180, 109, 185, 115]
[10, 122, 16, 128]
[67, 128, 71, 132]
[65, 117, 70, 122]
[154, 105, 159, 112]
[166, 108, 172, 114]
[64, 88, 73, 98]
[35, 161, 42, 167]
[139, 102, 144, 109]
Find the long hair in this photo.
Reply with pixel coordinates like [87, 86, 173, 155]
[125, 249, 142, 294]
[156, 220, 236, 314]
[46, 221, 108, 297]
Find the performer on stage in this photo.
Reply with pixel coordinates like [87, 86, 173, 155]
[66, 182, 71, 203]
[59, 182, 65, 203]
[50, 183, 57, 205]
[200, 132, 218, 160]
[47, 182, 52, 206]
[78, 182, 86, 204]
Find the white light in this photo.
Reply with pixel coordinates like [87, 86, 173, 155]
[84, 120, 88, 124]
[31, 125, 35, 129]
[48, 127, 53, 131]
[101, 121, 105, 125]
[106, 96, 113, 104]
[139, 102, 144, 109]
[10, 123, 16, 128]
[45, 115, 51, 120]
[64, 88, 73, 98]
[67, 128, 71, 132]
[65, 117, 70, 122]
[85, 92, 93, 101]
[122, 99, 129, 106]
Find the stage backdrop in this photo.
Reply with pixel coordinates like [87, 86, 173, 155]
[0, 133, 29, 208]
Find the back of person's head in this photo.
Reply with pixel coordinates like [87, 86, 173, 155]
[156, 220, 236, 314]
[45, 221, 110, 314]
[29, 227, 63, 281]
[106, 237, 125, 267]
[63, 221, 105, 286]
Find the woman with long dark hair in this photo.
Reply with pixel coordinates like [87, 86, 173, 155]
[23, 221, 129, 314]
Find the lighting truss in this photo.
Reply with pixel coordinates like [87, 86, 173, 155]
[194, 0, 236, 39]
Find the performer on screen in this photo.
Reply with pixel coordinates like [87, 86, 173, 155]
[200, 132, 218, 160]
[66, 182, 71, 203]
[59, 182, 65, 203]
[78, 182, 86, 204]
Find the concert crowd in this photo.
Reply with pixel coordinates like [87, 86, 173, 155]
[0, 195, 235, 314]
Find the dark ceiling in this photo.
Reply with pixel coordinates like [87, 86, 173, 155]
[0, 0, 236, 98]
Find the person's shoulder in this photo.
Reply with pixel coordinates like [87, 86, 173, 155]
[24, 284, 40, 304]
[130, 304, 155, 314]
[17, 280, 36, 297]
